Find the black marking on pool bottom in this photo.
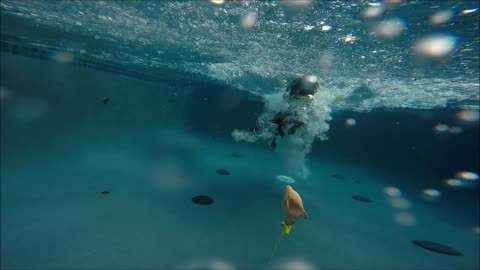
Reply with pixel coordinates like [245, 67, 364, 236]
[352, 195, 372, 203]
[354, 180, 361, 184]
[232, 153, 241, 158]
[103, 97, 110, 104]
[412, 240, 463, 256]
[101, 191, 110, 195]
[332, 174, 345, 179]
[192, 195, 214, 205]
[216, 169, 230, 175]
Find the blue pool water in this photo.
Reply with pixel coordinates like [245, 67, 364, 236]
[1, 1, 479, 269]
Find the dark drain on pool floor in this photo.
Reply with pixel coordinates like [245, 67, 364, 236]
[352, 195, 372, 202]
[232, 153, 241, 158]
[216, 169, 230, 175]
[192, 195, 214, 205]
[101, 191, 110, 195]
[412, 240, 463, 256]
[332, 174, 345, 179]
[103, 97, 110, 104]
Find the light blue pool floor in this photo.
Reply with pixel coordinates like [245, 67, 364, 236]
[1, 127, 478, 269]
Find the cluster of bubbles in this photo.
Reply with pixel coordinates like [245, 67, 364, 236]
[444, 171, 479, 189]
[235, 75, 333, 179]
[433, 124, 464, 135]
[383, 186, 416, 226]
[456, 110, 480, 125]
[209, 0, 477, 74]
[360, 0, 461, 59]
[433, 109, 479, 138]
[383, 170, 478, 229]
[444, 171, 478, 234]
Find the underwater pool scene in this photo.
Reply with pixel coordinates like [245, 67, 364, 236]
[1, 0, 479, 269]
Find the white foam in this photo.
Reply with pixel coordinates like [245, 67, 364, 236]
[232, 82, 333, 179]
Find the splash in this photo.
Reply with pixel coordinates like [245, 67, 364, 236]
[232, 79, 333, 179]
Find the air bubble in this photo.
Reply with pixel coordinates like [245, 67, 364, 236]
[421, 188, 441, 201]
[444, 178, 464, 187]
[345, 118, 356, 127]
[389, 197, 411, 209]
[414, 35, 457, 57]
[384, 186, 402, 197]
[457, 110, 479, 123]
[395, 212, 416, 226]
[371, 18, 405, 39]
[363, 6, 384, 19]
[455, 171, 479, 181]
[240, 13, 257, 29]
[430, 10, 454, 25]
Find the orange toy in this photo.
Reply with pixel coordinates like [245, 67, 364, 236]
[270, 185, 307, 259]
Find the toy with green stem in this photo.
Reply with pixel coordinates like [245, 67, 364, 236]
[270, 184, 307, 260]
